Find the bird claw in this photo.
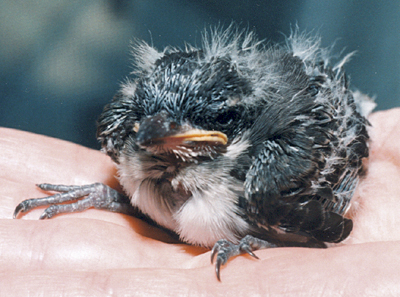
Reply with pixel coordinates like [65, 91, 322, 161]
[210, 235, 276, 280]
[240, 243, 259, 259]
[13, 198, 43, 218]
[211, 239, 233, 281]
[13, 201, 28, 219]
[13, 183, 136, 219]
[211, 236, 265, 281]
[38, 205, 59, 219]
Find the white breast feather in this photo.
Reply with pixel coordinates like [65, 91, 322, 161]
[117, 135, 251, 247]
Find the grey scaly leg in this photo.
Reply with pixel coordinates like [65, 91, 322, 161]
[13, 183, 137, 219]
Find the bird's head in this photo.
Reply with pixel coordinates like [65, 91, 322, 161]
[113, 41, 260, 166]
[97, 29, 287, 176]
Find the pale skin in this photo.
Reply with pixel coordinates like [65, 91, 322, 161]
[1, 109, 400, 296]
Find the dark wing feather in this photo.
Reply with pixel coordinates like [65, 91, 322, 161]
[243, 52, 368, 243]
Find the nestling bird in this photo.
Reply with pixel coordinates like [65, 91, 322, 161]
[14, 28, 374, 280]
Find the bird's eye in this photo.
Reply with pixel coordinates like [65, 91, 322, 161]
[169, 122, 178, 130]
[308, 84, 320, 96]
[308, 75, 325, 96]
[215, 109, 239, 128]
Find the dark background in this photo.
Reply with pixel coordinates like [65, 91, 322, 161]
[1, 1, 399, 149]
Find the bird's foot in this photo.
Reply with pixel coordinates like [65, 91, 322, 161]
[13, 183, 136, 219]
[211, 235, 277, 281]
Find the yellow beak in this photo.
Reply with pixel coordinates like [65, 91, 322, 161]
[165, 129, 228, 145]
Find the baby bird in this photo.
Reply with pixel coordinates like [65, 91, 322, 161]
[14, 28, 374, 280]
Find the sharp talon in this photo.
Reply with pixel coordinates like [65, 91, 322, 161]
[37, 183, 52, 191]
[211, 245, 219, 264]
[210, 240, 234, 281]
[39, 206, 57, 219]
[246, 249, 259, 259]
[39, 213, 49, 220]
[215, 257, 222, 281]
[250, 251, 259, 259]
[241, 245, 259, 259]
[36, 184, 46, 190]
[13, 203, 24, 219]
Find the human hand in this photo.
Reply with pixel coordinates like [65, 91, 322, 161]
[1, 109, 400, 296]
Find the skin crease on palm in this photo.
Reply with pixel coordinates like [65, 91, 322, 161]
[0, 109, 400, 296]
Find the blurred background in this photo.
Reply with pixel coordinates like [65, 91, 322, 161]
[1, 0, 399, 149]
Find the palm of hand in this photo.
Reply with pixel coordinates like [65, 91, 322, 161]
[0, 109, 399, 295]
